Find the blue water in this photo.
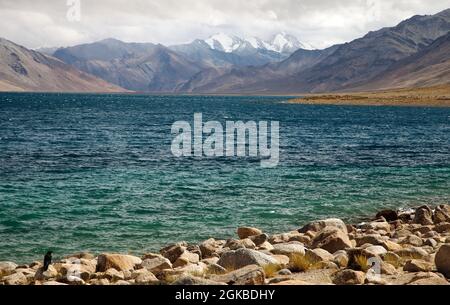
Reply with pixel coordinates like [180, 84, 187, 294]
[0, 93, 449, 263]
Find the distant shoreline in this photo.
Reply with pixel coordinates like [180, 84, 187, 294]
[288, 85, 450, 107]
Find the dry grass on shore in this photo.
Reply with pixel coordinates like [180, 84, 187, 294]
[288, 85, 450, 107]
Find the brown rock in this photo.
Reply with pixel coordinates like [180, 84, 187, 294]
[413, 205, 434, 225]
[199, 238, 223, 258]
[160, 243, 187, 263]
[210, 265, 265, 285]
[3, 272, 27, 285]
[311, 227, 352, 253]
[403, 259, 433, 272]
[299, 218, 348, 234]
[435, 244, 450, 278]
[435, 222, 450, 233]
[217, 248, 279, 271]
[96, 254, 142, 272]
[376, 209, 398, 222]
[141, 256, 172, 273]
[237, 227, 263, 239]
[333, 269, 365, 285]
[305, 248, 334, 263]
[270, 242, 306, 259]
[433, 204, 450, 224]
[0, 262, 18, 277]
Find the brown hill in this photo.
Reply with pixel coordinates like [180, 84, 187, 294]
[0, 38, 125, 92]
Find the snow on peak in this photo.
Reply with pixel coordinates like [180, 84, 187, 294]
[205, 33, 245, 53]
[203, 32, 314, 54]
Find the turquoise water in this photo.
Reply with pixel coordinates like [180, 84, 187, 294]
[0, 93, 449, 263]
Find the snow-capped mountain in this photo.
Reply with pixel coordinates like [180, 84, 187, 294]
[202, 32, 313, 55]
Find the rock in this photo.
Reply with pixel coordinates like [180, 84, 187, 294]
[270, 242, 306, 259]
[424, 238, 438, 248]
[133, 270, 159, 285]
[270, 255, 290, 266]
[96, 254, 142, 272]
[224, 238, 256, 250]
[299, 218, 348, 234]
[380, 240, 403, 252]
[435, 222, 450, 233]
[355, 234, 387, 247]
[217, 249, 279, 270]
[333, 269, 365, 285]
[257, 241, 274, 251]
[201, 257, 219, 265]
[277, 269, 292, 275]
[305, 248, 334, 263]
[104, 268, 125, 281]
[288, 234, 312, 245]
[34, 265, 58, 281]
[173, 252, 200, 268]
[171, 275, 225, 285]
[333, 251, 349, 268]
[3, 272, 27, 285]
[141, 256, 172, 273]
[206, 263, 227, 275]
[311, 227, 352, 253]
[403, 259, 433, 272]
[89, 278, 110, 285]
[0, 262, 18, 277]
[376, 209, 398, 222]
[408, 277, 450, 285]
[269, 233, 291, 244]
[435, 244, 450, 278]
[393, 229, 413, 238]
[360, 221, 391, 233]
[160, 243, 187, 263]
[382, 252, 402, 268]
[380, 261, 398, 275]
[249, 233, 269, 246]
[199, 238, 222, 258]
[433, 205, 450, 224]
[400, 235, 423, 247]
[210, 265, 265, 285]
[65, 275, 85, 285]
[237, 227, 263, 239]
[362, 245, 388, 257]
[413, 205, 434, 225]
[395, 247, 429, 260]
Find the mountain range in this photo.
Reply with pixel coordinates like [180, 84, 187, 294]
[1, 9, 450, 93]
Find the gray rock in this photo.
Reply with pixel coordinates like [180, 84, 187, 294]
[217, 249, 278, 270]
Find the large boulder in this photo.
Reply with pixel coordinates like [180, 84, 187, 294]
[333, 269, 365, 285]
[2, 272, 28, 285]
[160, 243, 187, 263]
[403, 260, 433, 272]
[140, 255, 172, 273]
[413, 206, 434, 225]
[435, 244, 450, 278]
[311, 227, 352, 253]
[433, 205, 450, 224]
[217, 249, 279, 271]
[0, 262, 18, 277]
[96, 254, 142, 272]
[34, 265, 58, 281]
[376, 209, 398, 222]
[237, 227, 263, 239]
[210, 265, 265, 285]
[299, 218, 348, 234]
[199, 238, 223, 258]
[270, 242, 306, 259]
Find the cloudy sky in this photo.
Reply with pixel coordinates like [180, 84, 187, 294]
[1, 0, 449, 49]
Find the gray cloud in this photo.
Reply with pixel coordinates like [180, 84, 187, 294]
[1, 0, 449, 49]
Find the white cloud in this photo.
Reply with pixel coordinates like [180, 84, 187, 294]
[0, 0, 449, 49]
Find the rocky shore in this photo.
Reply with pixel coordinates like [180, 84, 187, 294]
[1, 204, 450, 286]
